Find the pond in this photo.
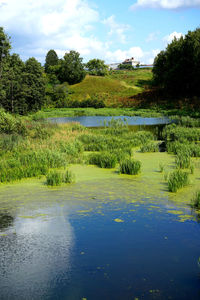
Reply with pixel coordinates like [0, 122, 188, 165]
[48, 116, 171, 128]
[0, 177, 200, 300]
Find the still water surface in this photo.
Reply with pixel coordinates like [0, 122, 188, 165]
[0, 178, 200, 299]
[48, 116, 171, 127]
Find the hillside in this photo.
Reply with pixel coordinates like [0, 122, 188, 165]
[67, 68, 153, 106]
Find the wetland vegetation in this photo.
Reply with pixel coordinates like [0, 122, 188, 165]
[0, 26, 200, 300]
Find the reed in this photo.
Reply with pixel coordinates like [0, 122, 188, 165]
[119, 158, 141, 175]
[175, 151, 191, 169]
[89, 152, 117, 168]
[191, 191, 200, 209]
[46, 170, 63, 186]
[167, 170, 189, 192]
[140, 142, 159, 153]
[63, 170, 75, 183]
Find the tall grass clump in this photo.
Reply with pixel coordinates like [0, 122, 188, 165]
[89, 152, 117, 168]
[175, 151, 191, 169]
[63, 170, 75, 183]
[119, 158, 141, 175]
[46, 170, 63, 186]
[191, 191, 200, 209]
[167, 170, 189, 192]
[140, 142, 159, 153]
[46, 169, 75, 186]
[103, 118, 129, 135]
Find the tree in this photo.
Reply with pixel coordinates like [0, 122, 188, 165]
[1, 54, 25, 113]
[58, 50, 86, 84]
[21, 58, 46, 112]
[153, 28, 200, 96]
[118, 63, 134, 70]
[0, 27, 11, 80]
[86, 58, 108, 76]
[44, 49, 59, 73]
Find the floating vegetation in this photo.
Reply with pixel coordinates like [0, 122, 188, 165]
[119, 158, 141, 175]
[114, 218, 124, 223]
[167, 170, 189, 192]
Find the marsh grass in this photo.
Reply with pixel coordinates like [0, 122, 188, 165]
[119, 158, 141, 175]
[140, 142, 159, 153]
[191, 191, 200, 209]
[175, 151, 191, 169]
[46, 169, 75, 186]
[159, 162, 165, 173]
[46, 170, 63, 186]
[89, 152, 117, 168]
[167, 141, 200, 157]
[167, 170, 189, 192]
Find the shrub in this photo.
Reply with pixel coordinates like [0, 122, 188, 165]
[119, 158, 141, 175]
[0, 109, 27, 135]
[89, 152, 117, 168]
[167, 170, 189, 192]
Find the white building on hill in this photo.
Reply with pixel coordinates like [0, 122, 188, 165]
[108, 57, 140, 70]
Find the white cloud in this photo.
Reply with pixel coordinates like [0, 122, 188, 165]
[103, 15, 130, 43]
[131, 0, 200, 10]
[163, 31, 184, 44]
[105, 47, 144, 63]
[104, 47, 159, 64]
[0, 0, 103, 62]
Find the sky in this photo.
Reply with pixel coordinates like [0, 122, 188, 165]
[0, 0, 199, 65]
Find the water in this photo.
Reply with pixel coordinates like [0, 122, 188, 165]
[48, 116, 171, 128]
[0, 178, 200, 300]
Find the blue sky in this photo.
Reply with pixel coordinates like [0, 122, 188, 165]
[0, 0, 199, 64]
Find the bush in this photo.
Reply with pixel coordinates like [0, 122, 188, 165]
[119, 158, 141, 175]
[167, 170, 189, 192]
[0, 109, 27, 135]
[89, 152, 117, 168]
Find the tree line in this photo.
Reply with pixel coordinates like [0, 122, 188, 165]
[0, 27, 108, 114]
[153, 27, 200, 97]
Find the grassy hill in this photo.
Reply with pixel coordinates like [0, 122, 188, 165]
[66, 68, 153, 106]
